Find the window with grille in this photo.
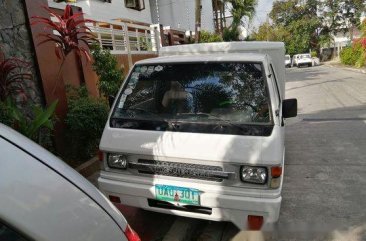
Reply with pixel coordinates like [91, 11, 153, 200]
[125, 0, 145, 11]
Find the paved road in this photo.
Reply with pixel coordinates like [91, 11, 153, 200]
[274, 65, 366, 241]
[92, 65, 366, 241]
[187, 65, 366, 241]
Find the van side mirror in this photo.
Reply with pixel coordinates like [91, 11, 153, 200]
[282, 99, 297, 118]
[108, 95, 115, 108]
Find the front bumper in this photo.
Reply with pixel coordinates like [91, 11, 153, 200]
[98, 172, 282, 230]
[298, 60, 312, 66]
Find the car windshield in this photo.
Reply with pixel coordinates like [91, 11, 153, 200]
[285, 55, 290, 60]
[110, 62, 273, 135]
[300, 54, 311, 58]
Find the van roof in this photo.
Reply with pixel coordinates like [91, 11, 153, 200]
[135, 53, 267, 65]
[159, 41, 284, 56]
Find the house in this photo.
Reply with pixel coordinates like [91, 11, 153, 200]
[149, 0, 230, 34]
[48, 0, 152, 24]
[48, 0, 160, 69]
[149, 0, 215, 32]
[320, 14, 365, 60]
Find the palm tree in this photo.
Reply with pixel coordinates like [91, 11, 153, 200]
[223, 0, 257, 40]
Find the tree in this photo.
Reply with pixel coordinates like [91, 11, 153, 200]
[270, 0, 299, 27]
[268, 0, 322, 53]
[223, 0, 257, 41]
[252, 22, 289, 42]
[91, 45, 123, 98]
[228, 0, 257, 27]
[338, 0, 366, 39]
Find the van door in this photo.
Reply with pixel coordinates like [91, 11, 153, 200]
[268, 63, 283, 125]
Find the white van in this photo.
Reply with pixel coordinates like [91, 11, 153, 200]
[98, 42, 297, 230]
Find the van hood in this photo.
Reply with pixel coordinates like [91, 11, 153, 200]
[100, 126, 284, 166]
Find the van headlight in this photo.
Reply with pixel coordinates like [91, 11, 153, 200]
[240, 166, 267, 184]
[107, 154, 128, 169]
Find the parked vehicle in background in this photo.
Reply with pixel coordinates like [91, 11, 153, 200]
[0, 124, 141, 241]
[291, 54, 299, 67]
[296, 53, 313, 67]
[98, 42, 297, 230]
[285, 55, 291, 68]
[312, 57, 320, 66]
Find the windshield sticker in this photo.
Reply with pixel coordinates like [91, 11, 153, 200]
[140, 66, 147, 73]
[124, 88, 133, 95]
[120, 94, 127, 102]
[128, 81, 137, 89]
[147, 66, 155, 74]
[130, 76, 138, 82]
[155, 65, 163, 72]
[118, 94, 127, 108]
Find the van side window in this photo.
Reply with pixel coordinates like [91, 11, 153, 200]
[0, 222, 29, 241]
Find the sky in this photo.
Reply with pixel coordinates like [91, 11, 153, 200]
[249, 0, 274, 31]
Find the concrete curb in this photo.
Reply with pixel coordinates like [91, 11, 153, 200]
[75, 156, 100, 177]
[324, 62, 366, 74]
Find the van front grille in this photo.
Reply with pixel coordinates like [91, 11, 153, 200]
[127, 159, 234, 182]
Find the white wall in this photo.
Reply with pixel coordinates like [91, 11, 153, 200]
[150, 0, 214, 32]
[48, 0, 152, 23]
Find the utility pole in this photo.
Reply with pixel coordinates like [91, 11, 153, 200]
[214, 0, 219, 33]
[195, 0, 202, 43]
[266, 13, 269, 41]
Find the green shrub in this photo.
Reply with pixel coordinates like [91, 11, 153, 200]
[91, 45, 124, 98]
[340, 44, 365, 67]
[311, 51, 317, 57]
[340, 47, 358, 66]
[355, 51, 366, 68]
[223, 27, 239, 42]
[0, 98, 57, 147]
[0, 101, 12, 126]
[65, 86, 109, 161]
[199, 30, 223, 43]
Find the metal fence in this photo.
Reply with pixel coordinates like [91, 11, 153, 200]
[89, 21, 161, 54]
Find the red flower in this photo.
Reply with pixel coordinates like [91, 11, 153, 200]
[353, 37, 366, 49]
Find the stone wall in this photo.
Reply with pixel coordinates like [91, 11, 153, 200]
[0, 0, 43, 105]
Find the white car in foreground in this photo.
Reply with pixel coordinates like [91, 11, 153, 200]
[0, 124, 140, 241]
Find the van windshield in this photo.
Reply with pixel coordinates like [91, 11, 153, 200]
[110, 62, 273, 136]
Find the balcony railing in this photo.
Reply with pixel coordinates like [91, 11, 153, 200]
[89, 21, 161, 54]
